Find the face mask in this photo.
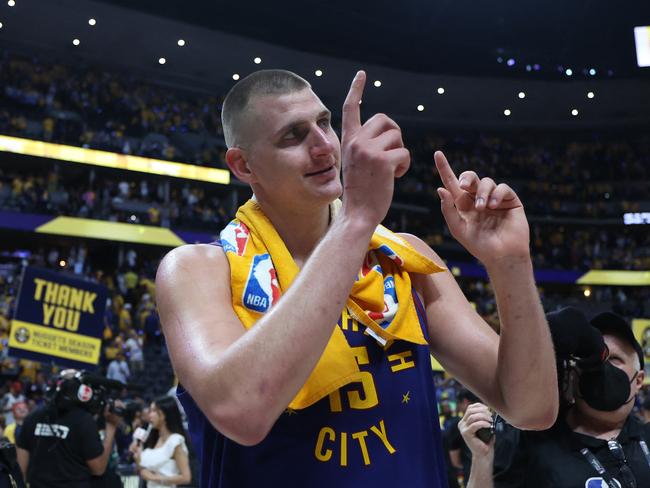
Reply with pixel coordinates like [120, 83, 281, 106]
[579, 362, 638, 412]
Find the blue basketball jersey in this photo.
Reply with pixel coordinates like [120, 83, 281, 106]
[178, 285, 448, 487]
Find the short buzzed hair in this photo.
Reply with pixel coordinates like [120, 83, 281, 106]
[221, 69, 311, 148]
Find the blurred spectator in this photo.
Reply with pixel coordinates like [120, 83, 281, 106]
[107, 350, 130, 385]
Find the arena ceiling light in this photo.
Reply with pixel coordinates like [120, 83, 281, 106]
[0, 22, 3, 29]
[587, 91, 595, 99]
[518, 91, 526, 99]
[565, 68, 573, 76]
[158, 57, 166, 65]
[589, 68, 596, 76]
[7, 0, 15, 7]
[88, 18, 96, 26]
[232, 73, 240, 80]
[506, 58, 515, 67]
[72, 38, 80, 46]
[314, 69, 323, 77]
[503, 109, 511, 116]
[253, 56, 262, 64]
[571, 108, 579, 116]
[437, 87, 445, 95]
[373, 80, 382, 87]
[177, 39, 186, 46]
[417, 105, 424, 112]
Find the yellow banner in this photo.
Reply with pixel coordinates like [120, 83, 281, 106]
[36, 216, 185, 247]
[633, 318, 650, 385]
[0, 134, 229, 185]
[577, 270, 650, 286]
[9, 319, 102, 365]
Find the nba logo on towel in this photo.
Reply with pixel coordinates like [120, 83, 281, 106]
[243, 254, 280, 313]
[585, 478, 613, 488]
[377, 244, 404, 266]
[221, 222, 250, 256]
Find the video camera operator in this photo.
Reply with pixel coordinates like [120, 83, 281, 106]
[16, 369, 125, 488]
[460, 307, 650, 488]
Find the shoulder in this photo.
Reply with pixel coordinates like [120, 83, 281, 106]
[156, 244, 230, 302]
[157, 244, 226, 281]
[397, 233, 446, 267]
[168, 433, 188, 453]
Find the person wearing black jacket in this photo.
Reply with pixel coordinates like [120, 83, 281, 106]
[16, 370, 122, 488]
[460, 309, 650, 488]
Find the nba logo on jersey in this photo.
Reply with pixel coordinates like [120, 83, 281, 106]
[585, 478, 613, 488]
[220, 221, 250, 256]
[243, 254, 280, 313]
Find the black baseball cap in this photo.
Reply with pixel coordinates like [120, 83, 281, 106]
[590, 312, 644, 370]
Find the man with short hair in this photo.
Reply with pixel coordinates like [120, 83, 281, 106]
[460, 310, 650, 488]
[156, 69, 558, 487]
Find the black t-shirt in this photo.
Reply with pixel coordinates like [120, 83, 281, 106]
[494, 414, 650, 488]
[17, 405, 104, 488]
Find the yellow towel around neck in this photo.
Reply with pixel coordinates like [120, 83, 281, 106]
[219, 199, 446, 409]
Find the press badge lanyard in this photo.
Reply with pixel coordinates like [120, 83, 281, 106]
[580, 448, 620, 488]
[581, 441, 650, 487]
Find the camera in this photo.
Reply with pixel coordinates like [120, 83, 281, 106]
[51, 369, 127, 416]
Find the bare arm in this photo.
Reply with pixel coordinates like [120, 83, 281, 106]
[16, 447, 28, 481]
[157, 71, 411, 446]
[86, 423, 117, 476]
[404, 152, 558, 430]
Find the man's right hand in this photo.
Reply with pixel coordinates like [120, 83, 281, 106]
[340, 70, 410, 227]
[104, 401, 124, 426]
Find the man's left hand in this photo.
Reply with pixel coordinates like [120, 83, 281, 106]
[434, 150, 530, 267]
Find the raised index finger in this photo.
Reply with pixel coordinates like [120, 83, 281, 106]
[341, 70, 366, 139]
[434, 150, 462, 198]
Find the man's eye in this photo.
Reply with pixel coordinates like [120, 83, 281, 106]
[318, 118, 331, 129]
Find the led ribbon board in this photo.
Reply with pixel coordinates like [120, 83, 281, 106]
[0, 134, 230, 184]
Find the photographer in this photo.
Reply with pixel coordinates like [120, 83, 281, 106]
[15, 370, 124, 488]
[460, 308, 650, 488]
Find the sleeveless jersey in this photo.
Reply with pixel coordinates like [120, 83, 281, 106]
[177, 243, 448, 488]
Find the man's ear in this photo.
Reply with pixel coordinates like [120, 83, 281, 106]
[634, 369, 645, 392]
[225, 147, 254, 183]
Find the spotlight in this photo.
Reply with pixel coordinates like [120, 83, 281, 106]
[158, 57, 166, 65]
[506, 58, 515, 67]
[565, 68, 573, 76]
[504, 109, 511, 116]
[583, 288, 591, 297]
[88, 18, 96, 26]
[526, 65, 532, 72]
[314, 69, 323, 77]
[232, 73, 240, 81]
[0, 22, 3, 29]
[589, 68, 596, 76]
[59, 260, 67, 267]
[417, 105, 424, 112]
[518, 91, 526, 99]
[7, 0, 15, 7]
[587, 91, 595, 99]
[497, 57, 503, 63]
[437, 87, 445, 95]
[253, 57, 262, 64]
[177, 39, 185, 47]
[571, 109, 579, 116]
[72, 38, 81, 46]
[373, 80, 382, 88]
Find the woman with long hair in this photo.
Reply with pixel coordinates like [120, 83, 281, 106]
[132, 395, 191, 487]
